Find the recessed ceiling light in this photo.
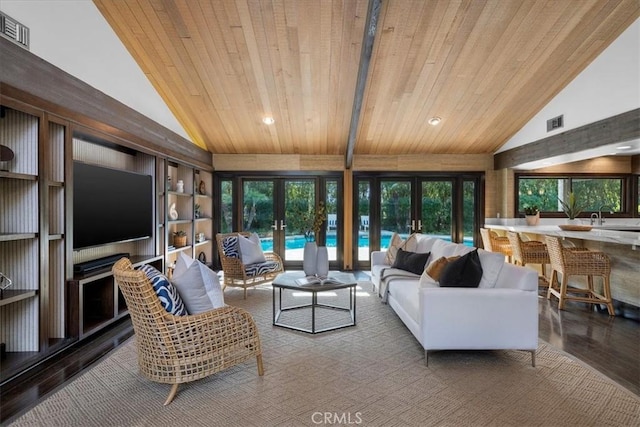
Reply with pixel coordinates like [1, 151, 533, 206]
[428, 116, 441, 126]
[262, 117, 275, 125]
[616, 145, 631, 150]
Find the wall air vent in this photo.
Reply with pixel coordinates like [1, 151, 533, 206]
[0, 11, 29, 50]
[547, 114, 564, 132]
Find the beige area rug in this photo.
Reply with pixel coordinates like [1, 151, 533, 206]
[10, 280, 640, 427]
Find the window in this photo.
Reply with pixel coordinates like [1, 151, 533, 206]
[516, 174, 630, 217]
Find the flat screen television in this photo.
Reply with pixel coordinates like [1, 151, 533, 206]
[73, 161, 153, 250]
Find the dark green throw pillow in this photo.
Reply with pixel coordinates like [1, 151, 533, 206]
[391, 248, 431, 275]
[439, 249, 483, 288]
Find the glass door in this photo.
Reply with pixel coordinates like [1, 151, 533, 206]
[379, 180, 413, 249]
[242, 180, 275, 250]
[231, 176, 341, 269]
[461, 179, 480, 245]
[420, 180, 453, 242]
[353, 173, 483, 269]
[283, 179, 316, 263]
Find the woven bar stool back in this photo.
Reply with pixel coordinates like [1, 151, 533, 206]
[507, 231, 550, 288]
[544, 236, 614, 316]
[480, 228, 513, 262]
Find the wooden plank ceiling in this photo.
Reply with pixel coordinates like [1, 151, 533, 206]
[94, 0, 639, 159]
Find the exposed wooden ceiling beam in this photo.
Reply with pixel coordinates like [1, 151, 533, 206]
[345, 0, 381, 169]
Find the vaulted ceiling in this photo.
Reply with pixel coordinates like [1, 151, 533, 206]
[94, 0, 639, 163]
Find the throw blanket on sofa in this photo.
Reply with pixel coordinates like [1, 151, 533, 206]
[378, 267, 420, 303]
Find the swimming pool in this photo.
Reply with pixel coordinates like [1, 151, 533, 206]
[261, 233, 472, 251]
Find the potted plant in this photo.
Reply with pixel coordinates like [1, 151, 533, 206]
[558, 192, 582, 222]
[303, 201, 327, 243]
[524, 205, 540, 226]
[302, 201, 327, 277]
[173, 230, 187, 247]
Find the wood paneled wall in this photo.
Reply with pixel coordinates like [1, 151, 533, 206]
[213, 154, 345, 171]
[529, 156, 632, 174]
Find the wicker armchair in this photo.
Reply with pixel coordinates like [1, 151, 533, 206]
[112, 258, 264, 405]
[480, 228, 512, 261]
[216, 232, 284, 299]
[544, 236, 614, 316]
[507, 231, 550, 287]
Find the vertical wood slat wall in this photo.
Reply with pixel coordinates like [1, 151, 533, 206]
[0, 241, 39, 351]
[47, 121, 66, 339]
[1, 97, 212, 376]
[0, 108, 39, 175]
[48, 240, 65, 338]
[0, 108, 40, 352]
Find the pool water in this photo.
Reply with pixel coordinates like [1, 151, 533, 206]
[261, 234, 472, 251]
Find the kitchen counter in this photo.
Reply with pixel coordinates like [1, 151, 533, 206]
[484, 219, 639, 309]
[485, 224, 640, 248]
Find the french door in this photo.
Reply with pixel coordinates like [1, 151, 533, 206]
[216, 174, 342, 270]
[354, 173, 483, 268]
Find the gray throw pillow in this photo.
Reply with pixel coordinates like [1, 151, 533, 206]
[391, 248, 431, 275]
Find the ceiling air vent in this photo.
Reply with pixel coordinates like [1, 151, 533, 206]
[547, 114, 563, 132]
[0, 11, 29, 50]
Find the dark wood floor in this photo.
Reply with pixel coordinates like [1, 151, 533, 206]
[1, 291, 638, 425]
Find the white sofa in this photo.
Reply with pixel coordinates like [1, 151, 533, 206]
[371, 234, 538, 366]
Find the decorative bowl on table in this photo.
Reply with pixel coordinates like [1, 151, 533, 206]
[558, 224, 593, 231]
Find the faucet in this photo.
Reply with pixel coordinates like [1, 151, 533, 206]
[590, 212, 599, 226]
[595, 205, 613, 226]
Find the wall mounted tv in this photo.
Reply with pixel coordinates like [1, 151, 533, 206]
[73, 162, 153, 250]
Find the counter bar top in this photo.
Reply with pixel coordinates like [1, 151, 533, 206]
[485, 223, 640, 248]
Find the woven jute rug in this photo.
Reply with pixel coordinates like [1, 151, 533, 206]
[9, 280, 640, 427]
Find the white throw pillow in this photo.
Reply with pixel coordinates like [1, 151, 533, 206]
[171, 252, 225, 314]
[418, 270, 439, 288]
[477, 249, 505, 289]
[238, 232, 267, 264]
[385, 233, 419, 265]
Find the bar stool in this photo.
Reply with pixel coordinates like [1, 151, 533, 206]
[507, 231, 550, 288]
[544, 235, 614, 316]
[480, 228, 512, 262]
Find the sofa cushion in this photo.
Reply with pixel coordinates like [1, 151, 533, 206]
[391, 248, 431, 275]
[415, 235, 438, 253]
[385, 233, 419, 265]
[172, 252, 225, 314]
[425, 256, 460, 281]
[439, 249, 483, 288]
[244, 260, 281, 277]
[429, 239, 459, 259]
[388, 279, 421, 323]
[238, 232, 267, 264]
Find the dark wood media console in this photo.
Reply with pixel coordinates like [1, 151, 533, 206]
[67, 256, 163, 339]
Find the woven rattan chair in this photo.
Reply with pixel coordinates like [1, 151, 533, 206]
[544, 236, 614, 316]
[507, 231, 550, 287]
[480, 228, 512, 262]
[112, 258, 264, 405]
[216, 232, 284, 298]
